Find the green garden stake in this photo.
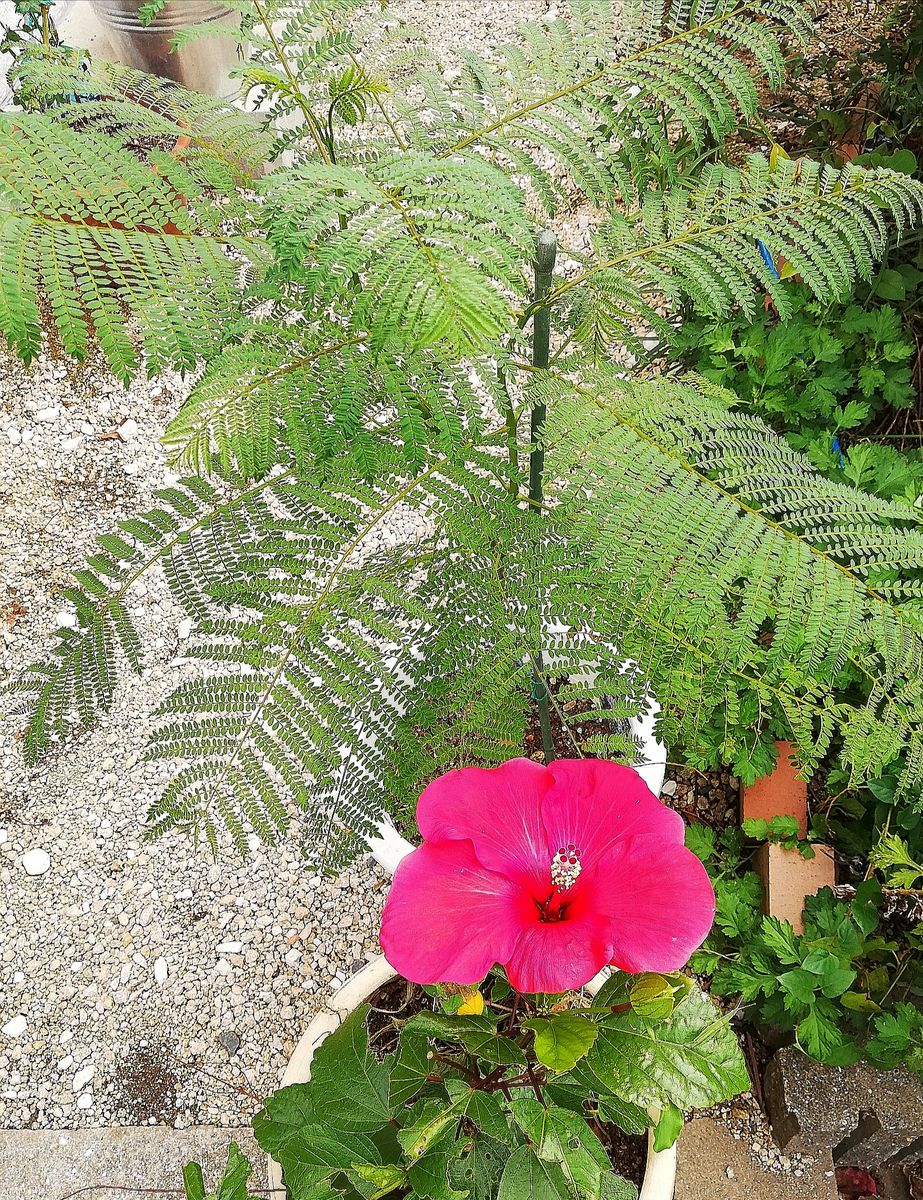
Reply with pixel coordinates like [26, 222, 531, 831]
[529, 230, 557, 764]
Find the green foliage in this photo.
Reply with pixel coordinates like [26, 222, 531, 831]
[244, 974, 745, 1200]
[672, 283, 916, 454]
[183, 1144, 259, 1200]
[740, 815, 815, 857]
[869, 833, 923, 890]
[6, 0, 923, 857]
[689, 826, 923, 1076]
[0, 53, 271, 379]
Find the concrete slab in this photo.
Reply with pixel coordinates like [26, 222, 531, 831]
[674, 1117, 838, 1200]
[0, 1126, 264, 1200]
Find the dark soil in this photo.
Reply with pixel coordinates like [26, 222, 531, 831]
[664, 764, 739, 830]
[359, 973, 648, 1192]
[109, 1039, 179, 1124]
[523, 678, 632, 762]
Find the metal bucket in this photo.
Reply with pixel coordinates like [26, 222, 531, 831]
[89, 1, 242, 95]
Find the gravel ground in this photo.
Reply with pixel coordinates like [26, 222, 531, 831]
[0, 0, 555, 1136]
[0, 346, 391, 1130]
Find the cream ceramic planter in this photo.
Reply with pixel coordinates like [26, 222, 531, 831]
[267, 954, 678, 1200]
[269, 709, 676, 1198]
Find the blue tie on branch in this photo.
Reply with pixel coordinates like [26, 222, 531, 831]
[832, 436, 846, 469]
[757, 240, 781, 280]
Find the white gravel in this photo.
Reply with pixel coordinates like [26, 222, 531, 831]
[0, 0, 561, 1136]
[0, 345, 393, 1132]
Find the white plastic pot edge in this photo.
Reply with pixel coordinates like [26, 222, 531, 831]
[267, 956, 676, 1200]
[269, 705, 675, 1197]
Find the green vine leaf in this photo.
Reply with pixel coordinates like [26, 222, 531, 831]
[522, 1014, 599, 1072]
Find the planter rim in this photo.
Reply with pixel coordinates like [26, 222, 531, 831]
[267, 955, 677, 1200]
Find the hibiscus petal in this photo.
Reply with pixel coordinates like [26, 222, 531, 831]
[504, 899, 614, 993]
[416, 758, 551, 885]
[379, 839, 524, 985]
[589, 835, 716, 972]
[542, 758, 684, 870]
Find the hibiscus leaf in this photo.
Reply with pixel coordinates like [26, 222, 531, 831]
[405, 1011, 526, 1067]
[497, 1145, 571, 1200]
[252, 1084, 316, 1159]
[445, 1080, 514, 1142]
[582, 986, 749, 1111]
[510, 1097, 610, 1197]
[251, 1103, 380, 1200]
[450, 1132, 510, 1200]
[652, 1103, 684, 1151]
[391, 1028, 432, 1108]
[306, 1004, 393, 1131]
[523, 1015, 599, 1073]
[594, 1095, 652, 1137]
[398, 1097, 464, 1160]
[350, 1163, 407, 1199]
[406, 1128, 469, 1200]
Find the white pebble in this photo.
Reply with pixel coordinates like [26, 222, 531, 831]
[153, 957, 168, 984]
[35, 406, 58, 422]
[5, 427, 21, 444]
[178, 618, 193, 640]
[216, 941, 242, 955]
[55, 611, 78, 629]
[118, 418, 139, 440]
[73, 1065, 95, 1091]
[21, 849, 51, 877]
[76, 1094, 93, 1110]
[2, 1016, 27, 1038]
[62, 436, 83, 451]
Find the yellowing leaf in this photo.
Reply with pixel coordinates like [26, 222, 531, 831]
[457, 988, 484, 1015]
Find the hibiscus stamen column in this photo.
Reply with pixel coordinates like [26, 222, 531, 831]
[528, 230, 557, 765]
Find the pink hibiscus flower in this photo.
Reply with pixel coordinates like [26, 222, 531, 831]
[379, 758, 715, 994]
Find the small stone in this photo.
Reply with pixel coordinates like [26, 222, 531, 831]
[153, 957, 168, 984]
[73, 1065, 95, 1091]
[6, 427, 21, 445]
[177, 618, 194, 640]
[55, 611, 78, 629]
[21, 850, 51, 877]
[35, 406, 58, 422]
[660, 779, 677, 796]
[76, 1094, 93, 1110]
[216, 941, 242, 954]
[219, 1031, 240, 1055]
[62, 436, 83, 451]
[118, 417, 139, 440]
[2, 1016, 27, 1038]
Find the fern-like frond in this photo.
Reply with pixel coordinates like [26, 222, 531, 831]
[550, 157, 923, 354]
[17, 380, 923, 859]
[260, 152, 532, 353]
[0, 115, 267, 377]
[538, 369, 923, 787]
[387, 0, 815, 211]
[11, 48, 273, 187]
[160, 321, 497, 478]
